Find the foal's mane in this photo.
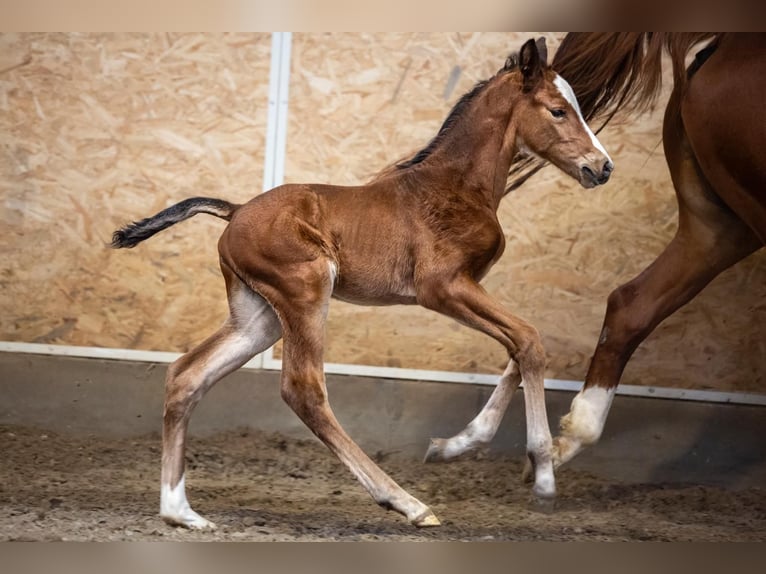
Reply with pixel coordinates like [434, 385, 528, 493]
[505, 32, 723, 192]
[369, 54, 520, 182]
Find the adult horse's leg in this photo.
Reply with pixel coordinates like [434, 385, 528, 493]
[272, 260, 440, 527]
[549, 97, 763, 470]
[161, 267, 282, 528]
[418, 275, 555, 500]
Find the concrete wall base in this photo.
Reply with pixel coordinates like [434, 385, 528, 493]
[2, 353, 764, 487]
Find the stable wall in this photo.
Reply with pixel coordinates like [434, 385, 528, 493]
[1, 33, 764, 393]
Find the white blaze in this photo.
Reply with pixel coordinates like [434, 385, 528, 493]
[553, 74, 612, 162]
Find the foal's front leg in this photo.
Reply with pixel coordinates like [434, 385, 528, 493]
[424, 358, 521, 461]
[418, 276, 555, 500]
[273, 273, 440, 526]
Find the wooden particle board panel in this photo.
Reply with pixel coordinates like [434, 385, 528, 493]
[1, 32, 764, 393]
[1, 32, 271, 353]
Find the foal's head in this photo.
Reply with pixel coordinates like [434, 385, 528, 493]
[509, 38, 614, 188]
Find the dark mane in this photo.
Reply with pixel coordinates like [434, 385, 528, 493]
[394, 79, 490, 170]
[390, 55, 520, 172]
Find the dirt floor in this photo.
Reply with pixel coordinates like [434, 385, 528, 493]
[1, 424, 764, 542]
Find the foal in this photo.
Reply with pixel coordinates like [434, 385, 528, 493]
[112, 38, 612, 529]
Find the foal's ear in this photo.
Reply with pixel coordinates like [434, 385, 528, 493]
[519, 37, 544, 92]
[535, 37, 548, 66]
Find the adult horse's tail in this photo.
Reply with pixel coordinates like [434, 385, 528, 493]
[552, 32, 719, 127]
[506, 32, 721, 191]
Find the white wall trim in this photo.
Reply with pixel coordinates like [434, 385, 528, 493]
[2, 342, 764, 407]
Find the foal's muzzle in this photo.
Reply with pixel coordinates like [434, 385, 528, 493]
[581, 159, 614, 187]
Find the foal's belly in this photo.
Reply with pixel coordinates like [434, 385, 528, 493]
[331, 289, 417, 306]
[330, 261, 418, 306]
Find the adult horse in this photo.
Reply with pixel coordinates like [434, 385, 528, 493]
[111, 38, 613, 529]
[426, 33, 765, 473]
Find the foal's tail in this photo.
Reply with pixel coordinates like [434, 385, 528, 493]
[111, 197, 240, 249]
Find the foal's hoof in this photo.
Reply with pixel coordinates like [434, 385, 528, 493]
[423, 438, 449, 463]
[528, 495, 556, 515]
[162, 513, 217, 530]
[411, 510, 441, 528]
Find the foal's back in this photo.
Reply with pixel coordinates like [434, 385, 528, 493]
[220, 181, 424, 306]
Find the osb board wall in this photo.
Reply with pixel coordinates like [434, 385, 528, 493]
[1, 33, 764, 393]
[279, 32, 766, 393]
[1, 33, 270, 350]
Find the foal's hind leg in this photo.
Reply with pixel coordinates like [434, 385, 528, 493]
[160, 270, 281, 529]
[418, 276, 555, 500]
[269, 261, 440, 526]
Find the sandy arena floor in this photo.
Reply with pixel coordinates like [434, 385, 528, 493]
[1, 424, 764, 541]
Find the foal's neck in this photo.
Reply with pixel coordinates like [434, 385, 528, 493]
[419, 77, 521, 209]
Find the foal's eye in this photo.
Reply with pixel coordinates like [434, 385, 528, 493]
[550, 108, 566, 118]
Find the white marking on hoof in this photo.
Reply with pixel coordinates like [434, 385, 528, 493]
[551, 435, 583, 468]
[423, 435, 483, 462]
[532, 469, 556, 500]
[423, 421, 494, 462]
[552, 386, 615, 469]
[560, 386, 615, 446]
[160, 475, 217, 530]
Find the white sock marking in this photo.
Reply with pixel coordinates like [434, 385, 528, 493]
[566, 386, 615, 445]
[160, 475, 214, 529]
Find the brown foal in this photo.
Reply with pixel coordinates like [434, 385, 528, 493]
[112, 38, 612, 529]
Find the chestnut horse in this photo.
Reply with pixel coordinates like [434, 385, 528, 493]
[112, 38, 612, 529]
[548, 33, 766, 468]
[434, 33, 765, 476]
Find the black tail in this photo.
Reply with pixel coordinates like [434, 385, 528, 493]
[111, 197, 240, 249]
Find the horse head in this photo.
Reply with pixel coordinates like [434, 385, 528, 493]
[511, 37, 614, 189]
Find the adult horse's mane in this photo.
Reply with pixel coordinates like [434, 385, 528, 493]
[505, 32, 723, 192]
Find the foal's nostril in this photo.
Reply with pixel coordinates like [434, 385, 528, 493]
[597, 160, 614, 184]
[581, 165, 596, 181]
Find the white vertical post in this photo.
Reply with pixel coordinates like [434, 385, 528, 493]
[259, 32, 293, 370]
